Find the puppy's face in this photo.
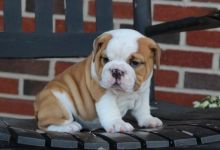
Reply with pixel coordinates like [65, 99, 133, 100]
[92, 29, 160, 93]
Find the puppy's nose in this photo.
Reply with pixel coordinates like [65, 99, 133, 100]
[111, 69, 124, 80]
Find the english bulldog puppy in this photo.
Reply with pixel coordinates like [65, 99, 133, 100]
[34, 29, 162, 133]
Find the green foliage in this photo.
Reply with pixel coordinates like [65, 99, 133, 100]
[193, 96, 220, 108]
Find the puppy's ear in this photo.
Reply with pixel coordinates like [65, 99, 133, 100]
[143, 37, 161, 70]
[92, 33, 112, 62]
[150, 41, 161, 70]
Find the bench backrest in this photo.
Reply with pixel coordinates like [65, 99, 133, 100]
[0, 0, 156, 103]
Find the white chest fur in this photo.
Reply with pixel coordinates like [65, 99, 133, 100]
[114, 71, 152, 117]
[116, 92, 139, 116]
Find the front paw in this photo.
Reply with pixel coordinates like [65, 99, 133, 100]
[140, 117, 163, 128]
[103, 119, 134, 133]
[47, 121, 82, 134]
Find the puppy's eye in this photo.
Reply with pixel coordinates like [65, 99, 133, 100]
[130, 60, 141, 68]
[102, 57, 110, 64]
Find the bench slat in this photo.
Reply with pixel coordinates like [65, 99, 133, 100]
[0, 120, 11, 148]
[127, 131, 170, 148]
[10, 127, 45, 147]
[96, 132, 141, 149]
[3, 0, 22, 32]
[45, 131, 79, 149]
[73, 132, 109, 149]
[1, 117, 220, 149]
[0, 32, 99, 58]
[35, 0, 53, 32]
[141, 128, 197, 147]
[171, 125, 220, 144]
[96, 0, 113, 32]
[133, 0, 152, 34]
[65, 0, 83, 32]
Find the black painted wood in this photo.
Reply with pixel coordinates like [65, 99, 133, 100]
[200, 121, 220, 133]
[145, 10, 220, 36]
[96, 0, 113, 31]
[96, 132, 141, 149]
[133, 0, 151, 34]
[65, 0, 83, 32]
[127, 131, 170, 148]
[45, 131, 79, 149]
[171, 125, 220, 144]
[0, 120, 11, 147]
[35, 0, 53, 32]
[3, 0, 22, 32]
[0, 117, 37, 130]
[10, 127, 45, 147]
[73, 132, 109, 149]
[142, 128, 197, 147]
[1, 117, 220, 149]
[0, 32, 99, 58]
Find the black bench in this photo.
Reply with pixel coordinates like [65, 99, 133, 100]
[0, 0, 220, 149]
[1, 104, 220, 149]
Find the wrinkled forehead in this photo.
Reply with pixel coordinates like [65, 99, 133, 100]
[105, 30, 143, 60]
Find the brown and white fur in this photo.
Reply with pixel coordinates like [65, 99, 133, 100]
[34, 29, 162, 133]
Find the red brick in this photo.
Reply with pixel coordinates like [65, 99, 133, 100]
[0, 17, 35, 32]
[161, 49, 213, 68]
[153, 4, 216, 21]
[187, 30, 220, 48]
[156, 91, 205, 106]
[55, 61, 74, 75]
[0, 59, 49, 76]
[84, 22, 96, 32]
[24, 80, 47, 96]
[0, 97, 34, 115]
[55, 20, 96, 32]
[1, 17, 36, 32]
[0, 16, 3, 32]
[22, 17, 35, 32]
[88, 1, 133, 19]
[185, 72, 220, 91]
[192, 0, 220, 3]
[0, 0, 3, 10]
[155, 70, 179, 87]
[0, 77, 18, 94]
[55, 19, 66, 32]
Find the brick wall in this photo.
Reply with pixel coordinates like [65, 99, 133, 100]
[0, 0, 220, 116]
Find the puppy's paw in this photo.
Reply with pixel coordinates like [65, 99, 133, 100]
[104, 119, 134, 133]
[140, 117, 163, 128]
[47, 121, 82, 133]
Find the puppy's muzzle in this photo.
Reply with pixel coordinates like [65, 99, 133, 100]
[111, 69, 125, 81]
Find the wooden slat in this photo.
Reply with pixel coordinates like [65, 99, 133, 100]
[35, 0, 53, 32]
[127, 131, 170, 148]
[0, 120, 11, 148]
[145, 11, 220, 36]
[65, 0, 83, 32]
[73, 132, 109, 149]
[45, 131, 79, 149]
[3, 0, 22, 32]
[172, 125, 220, 144]
[133, 0, 155, 105]
[95, 0, 113, 32]
[150, 74, 156, 106]
[10, 127, 45, 147]
[96, 132, 141, 149]
[145, 128, 197, 147]
[0, 32, 100, 58]
[133, 0, 151, 34]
